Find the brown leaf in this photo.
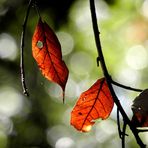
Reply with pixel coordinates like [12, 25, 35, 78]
[32, 18, 69, 102]
[71, 78, 114, 132]
[131, 89, 148, 127]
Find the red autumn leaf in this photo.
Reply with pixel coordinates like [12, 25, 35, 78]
[131, 89, 148, 127]
[71, 78, 114, 132]
[32, 18, 69, 102]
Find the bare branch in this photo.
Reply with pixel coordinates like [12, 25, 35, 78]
[112, 80, 143, 92]
[20, 0, 35, 96]
[89, 0, 146, 147]
[138, 129, 148, 133]
[117, 108, 122, 139]
[122, 122, 127, 148]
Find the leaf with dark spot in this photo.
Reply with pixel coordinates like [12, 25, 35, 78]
[32, 18, 69, 102]
[71, 78, 114, 132]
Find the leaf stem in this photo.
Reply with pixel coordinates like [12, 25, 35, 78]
[20, 0, 34, 96]
[33, 1, 41, 18]
[89, 0, 146, 147]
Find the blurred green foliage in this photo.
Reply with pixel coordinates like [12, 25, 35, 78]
[0, 0, 148, 148]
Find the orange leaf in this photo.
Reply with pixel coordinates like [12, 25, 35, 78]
[71, 78, 114, 132]
[131, 89, 148, 127]
[32, 18, 69, 102]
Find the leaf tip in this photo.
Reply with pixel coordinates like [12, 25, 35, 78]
[82, 125, 92, 132]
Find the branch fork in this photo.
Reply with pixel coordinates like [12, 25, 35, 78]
[89, 0, 146, 147]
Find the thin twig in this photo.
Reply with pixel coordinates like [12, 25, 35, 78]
[20, 0, 35, 96]
[33, 1, 41, 18]
[117, 108, 128, 143]
[138, 129, 148, 133]
[89, 0, 146, 147]
[112, 80, 143, 92]
[117, 108, 122, 139]
[122, 121, 127, 148]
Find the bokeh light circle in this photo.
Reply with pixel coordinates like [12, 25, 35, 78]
[0, 33, 17, 60]
[126, 45, 148, 70]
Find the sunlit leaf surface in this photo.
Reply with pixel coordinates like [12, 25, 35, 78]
[32, 18, 69, 102]
[71, 78, 114, 132]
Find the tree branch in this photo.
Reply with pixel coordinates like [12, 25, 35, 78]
[117, 108, 122, 139]
[122, 121, 127, 148]
[112, 80, 143, 92]
[20, 0, 35, 96]
[89, 0, 146, 147]
[138, 129, 148, 133]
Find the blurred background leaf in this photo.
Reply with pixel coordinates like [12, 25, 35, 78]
[0, 0, 148, 147]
